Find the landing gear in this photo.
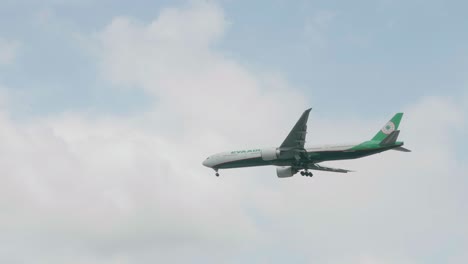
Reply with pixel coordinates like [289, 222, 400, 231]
[300, 170, 313, 177]
[214, 169, 219, 177]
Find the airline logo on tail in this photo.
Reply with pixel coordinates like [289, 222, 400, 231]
[382, 121, 396, 135]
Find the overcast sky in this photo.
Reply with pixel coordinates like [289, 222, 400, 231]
[0, 0, 467, 263]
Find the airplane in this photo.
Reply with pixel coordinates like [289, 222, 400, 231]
[202, 108, 410, 178]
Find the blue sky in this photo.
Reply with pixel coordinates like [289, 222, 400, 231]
[0, 1, 467, 263]
[1, 0, 467, 118]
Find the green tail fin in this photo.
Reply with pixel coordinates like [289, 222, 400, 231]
[371, 113, 404, 141]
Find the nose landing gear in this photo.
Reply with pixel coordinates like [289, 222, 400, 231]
[214, 169, 219, 177]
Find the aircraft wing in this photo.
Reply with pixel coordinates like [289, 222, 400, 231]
[279, 108, 312, 151]
[308, 164, 353, 173]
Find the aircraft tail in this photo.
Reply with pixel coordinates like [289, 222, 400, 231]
[371, 113, 404, 143]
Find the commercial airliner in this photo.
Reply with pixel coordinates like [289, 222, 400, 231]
[202, 109, 410, 178]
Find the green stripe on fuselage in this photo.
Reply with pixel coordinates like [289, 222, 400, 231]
[308, 144, 400, 163]
[216, 142, 402, 169]
[351, 140, 403, 151]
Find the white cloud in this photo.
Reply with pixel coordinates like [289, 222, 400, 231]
[0, 112, 262, 263]
[95, 1, 306, 146]
[0, 2, 305, 263]
[0, 38, 20, 65]
[0, 1, 467, 264]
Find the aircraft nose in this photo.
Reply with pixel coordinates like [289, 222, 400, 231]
[202, 158, 211, 168]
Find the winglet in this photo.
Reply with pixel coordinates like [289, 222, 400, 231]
[279, 108, 312, 150]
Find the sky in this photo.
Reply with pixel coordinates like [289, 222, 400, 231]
[0, 0, 467, 263]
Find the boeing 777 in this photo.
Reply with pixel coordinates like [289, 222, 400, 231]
[202, 109, 410, 178]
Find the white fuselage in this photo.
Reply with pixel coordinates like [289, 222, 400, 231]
[202, 143, 358, 169]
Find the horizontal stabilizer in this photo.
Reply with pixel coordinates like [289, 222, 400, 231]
[380, 130, 400, 146]
[393, 146, 412, 152]
[308, 164, 353, 173]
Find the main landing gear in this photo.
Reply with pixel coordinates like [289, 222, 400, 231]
[300, 170, 313, 177]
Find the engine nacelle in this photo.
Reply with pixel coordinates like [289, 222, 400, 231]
[261, 147, 280, 161]
[276, 166, 295, 178]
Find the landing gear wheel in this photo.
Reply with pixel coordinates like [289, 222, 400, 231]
[300, 171, 305, 176]
[215, 173, 219, 177]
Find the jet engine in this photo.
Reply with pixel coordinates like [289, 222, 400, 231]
[276, 166, 295, 178]
[261, 147, 280, 161]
